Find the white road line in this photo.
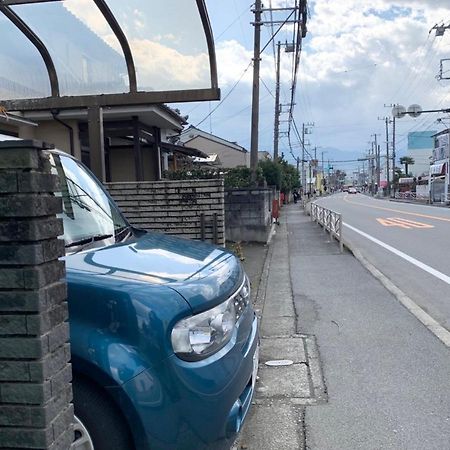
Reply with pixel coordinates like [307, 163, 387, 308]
[343, 222, 450, 285]
[343, 222, 450, 348]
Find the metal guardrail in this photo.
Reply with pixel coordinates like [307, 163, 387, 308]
[394, 192, 429, 200]
[310, 202, 344, 253]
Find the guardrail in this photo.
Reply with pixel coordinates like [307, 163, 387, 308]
[310, 202, 344, 253]
[394, 192, 429, 201]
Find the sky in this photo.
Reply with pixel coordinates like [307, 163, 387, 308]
[176, 0, 450, 175]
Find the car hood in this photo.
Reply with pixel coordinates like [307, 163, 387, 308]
[66, 232, 234, 285]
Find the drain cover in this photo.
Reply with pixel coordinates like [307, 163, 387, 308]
[265, 359, 294, 367]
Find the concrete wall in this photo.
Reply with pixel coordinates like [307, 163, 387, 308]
[0, 140, 73, 449]
[105, 179, 225, 245]
[225, 188, 274, 243]
[19, 121, 82, 160]
[186, 136, 249, 168]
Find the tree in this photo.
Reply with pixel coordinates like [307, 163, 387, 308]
[399, 156, 415, 176]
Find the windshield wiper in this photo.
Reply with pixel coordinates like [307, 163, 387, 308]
[114, 225, 133, 240]
[65, 233, 113, 249]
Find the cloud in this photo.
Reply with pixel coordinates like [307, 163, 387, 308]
[130, 39, 210, 90]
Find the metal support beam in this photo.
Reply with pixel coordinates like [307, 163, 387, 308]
[1, 88, 221, 111]
[93, 0, 137, 92]
[87, 106, 105, 182]
[0, 3, 59, 96]
[196, 0, 219, 90]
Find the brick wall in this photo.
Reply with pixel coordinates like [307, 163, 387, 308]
[105, 179, 225, 245]
[225, 188, 275, 243]
[0, 140, 73, 450]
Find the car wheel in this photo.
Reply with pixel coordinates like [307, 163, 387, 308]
[72, 377, 135, 450]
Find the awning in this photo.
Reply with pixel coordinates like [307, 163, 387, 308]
[430, 162, 446, 176]
[161, 142, 208, 159]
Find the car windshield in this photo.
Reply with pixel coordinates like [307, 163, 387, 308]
[49, 152, 129, 246]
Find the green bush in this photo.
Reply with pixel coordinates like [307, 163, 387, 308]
[163, 168, 222, 180]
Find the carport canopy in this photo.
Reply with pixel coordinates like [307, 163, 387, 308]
[0, 0, 220, 111]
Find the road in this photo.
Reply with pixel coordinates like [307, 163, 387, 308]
[287, 205, 450, 450]
[315, 193, 450, 336]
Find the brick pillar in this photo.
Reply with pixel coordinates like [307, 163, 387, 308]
[0, 140, 73, 449]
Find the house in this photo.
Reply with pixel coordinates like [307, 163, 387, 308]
[1, 106, 207, 182]
[179, 126, 250, 168]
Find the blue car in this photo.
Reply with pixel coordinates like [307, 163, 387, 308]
[1, 135, 259, 450]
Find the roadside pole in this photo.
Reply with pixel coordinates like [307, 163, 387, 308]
[250, 0, 262, 183]
[273, 41, 281, 161]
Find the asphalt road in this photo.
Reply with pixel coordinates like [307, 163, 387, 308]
[287, 206, 450, 450]
[315, 193, 450, 334]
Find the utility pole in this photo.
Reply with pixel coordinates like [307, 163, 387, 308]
[273, 42, 281, 161]
[384, 104, 398, 196]
[385, 117, 390, 196]
[372, 133, 380, 192]
[392, 116, 396, 196]
[302, 123, 306, 192]
[301, 122, 314, 192]
[250, 0, 262, 183]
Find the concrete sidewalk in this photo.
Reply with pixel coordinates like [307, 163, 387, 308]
[236, 204, 450, 450]
[236, 212, 326, 450]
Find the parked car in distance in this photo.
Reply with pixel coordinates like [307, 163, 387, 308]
[0, 136, 259, 450]
[348, 187, 357, 194]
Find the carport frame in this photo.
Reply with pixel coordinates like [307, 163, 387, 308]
[0, 0, 220, 110]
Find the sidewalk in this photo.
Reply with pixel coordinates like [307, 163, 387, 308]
[237, 212, 327, 450]
[237, 204, 450, 450]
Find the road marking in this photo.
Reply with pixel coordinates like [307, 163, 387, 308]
[376, 217, 434, 229]
[344, 222, 450, 284]
[343, 222, 450, 347]
[343, 195, 450, 223]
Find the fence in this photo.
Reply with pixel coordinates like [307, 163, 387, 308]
[310, 202, 344, 253]
[394, 192, 429, 201]
[105, 179, 225, 245]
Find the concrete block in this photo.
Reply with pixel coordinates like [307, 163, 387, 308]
[0, 148, 40, 170]
[0, 380, 52, 405]
[0, 361, 30, 382]
[0, 218, 64, 242]
[0, 315, 27, 336]
[0, 425, 53, 448]
[0, 289, 45, 313]
[0, 171, 18, 193]
[0, 194, 62, 218]
[18, 172, 60, 193]
[0, 336, 48, 359]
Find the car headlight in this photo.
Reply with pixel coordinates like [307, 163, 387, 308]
[171, 296, 236, 361]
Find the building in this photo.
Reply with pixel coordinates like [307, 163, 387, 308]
[179, 126, 250, 168]
[407, 131, 436, 176]
[258, 151, 272, 161]
[0, 106, 207, 182]
[430, 129, 450, 203]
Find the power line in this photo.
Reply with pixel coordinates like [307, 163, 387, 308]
[195, 61, 252, 127]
